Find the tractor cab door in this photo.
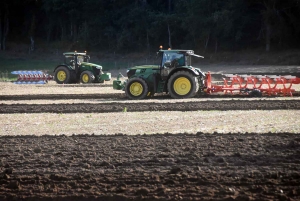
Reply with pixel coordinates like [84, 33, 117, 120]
[160, 52, 185, 79]
[65, 55, 76, 69]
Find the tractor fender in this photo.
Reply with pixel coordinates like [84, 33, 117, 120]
[127, 75, 149, 85]
[166, 67, 200, 80]
[53, 64, 74, 73]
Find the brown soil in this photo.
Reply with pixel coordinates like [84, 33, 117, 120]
[0, 95, 299, 113]
[1, 93, 300, 201]
[1, 133, 300, 201]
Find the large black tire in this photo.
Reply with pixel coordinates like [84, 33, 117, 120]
[54, 66, 72, 84]
[80, 71, 95, 84]
[167, 71, 198, 99]
[125, 77, 149, 100]
[249, 89, 262, 97]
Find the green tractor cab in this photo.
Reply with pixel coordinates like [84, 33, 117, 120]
[54, 52, 111, 84]
[113, 48, 205, 99]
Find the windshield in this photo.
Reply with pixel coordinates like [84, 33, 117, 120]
[65, 55, 89, 66]
[77, 56, 85, 64]
[162, 52, 185, 67]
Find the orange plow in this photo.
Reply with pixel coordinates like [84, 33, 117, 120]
[205, 72, 300, 97]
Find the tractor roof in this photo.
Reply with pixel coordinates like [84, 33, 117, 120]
[159, 49, 204, 58]
[63, 52, 87, 56]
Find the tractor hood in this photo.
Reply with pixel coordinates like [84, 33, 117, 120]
[127, 65, 159, 78]
[129, 65, 159, 70]
[80, 62, 102, 69]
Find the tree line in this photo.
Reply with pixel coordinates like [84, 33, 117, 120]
[1, 0, 300, 53]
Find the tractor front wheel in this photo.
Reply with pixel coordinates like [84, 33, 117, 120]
[54, 66, 72, 84]
[168, 71, 198, 99]
[125, 77, 149, 99]
[80, 71, 95, 84]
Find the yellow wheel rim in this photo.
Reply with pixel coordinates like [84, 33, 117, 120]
[129, 82, 143, 96]
[82, 74, 89, 83]
[57, 70, 66, 82]
[173, 77, 191, 95]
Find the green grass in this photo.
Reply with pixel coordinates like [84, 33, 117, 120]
[98, 61, 138, 71]
[0, 57, 151, 73]
[0, 71, 13, 81]
[0, 58, 57, 72]
[0, 51, 156, 81]
[0, 57, 58, 81]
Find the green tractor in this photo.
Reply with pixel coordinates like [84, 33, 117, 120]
[113, 48, 205, 99]
[54, 52, 111, 84]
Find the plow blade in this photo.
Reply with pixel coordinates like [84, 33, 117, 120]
[12, 70, 53, 84]
[205, 72, 300, 97]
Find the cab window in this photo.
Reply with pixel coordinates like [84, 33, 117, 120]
[65, 55, 75, 67]
[77, 56, 84, 64]
[162, 52, 185, 67]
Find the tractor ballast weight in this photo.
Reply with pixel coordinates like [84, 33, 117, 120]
[113, 49, 205, 99]
[54, 52, 111, 84]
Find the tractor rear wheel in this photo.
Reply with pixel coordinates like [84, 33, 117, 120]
[125, 77, 149, 100]
[54, 66, 72, 84]
[168, 71, 198, 99]
[80, 71, 95, 83]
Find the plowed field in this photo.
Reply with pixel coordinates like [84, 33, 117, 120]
[0, 93, 300, 113]
[1, 133, 300, 201]
[1, 66, 300, 201]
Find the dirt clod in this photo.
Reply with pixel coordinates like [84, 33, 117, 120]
[0, 134, 299, 200]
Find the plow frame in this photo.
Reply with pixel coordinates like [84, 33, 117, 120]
[204, 72, 300, 97]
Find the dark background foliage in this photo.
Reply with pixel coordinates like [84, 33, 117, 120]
[1, 0, 300, 53]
